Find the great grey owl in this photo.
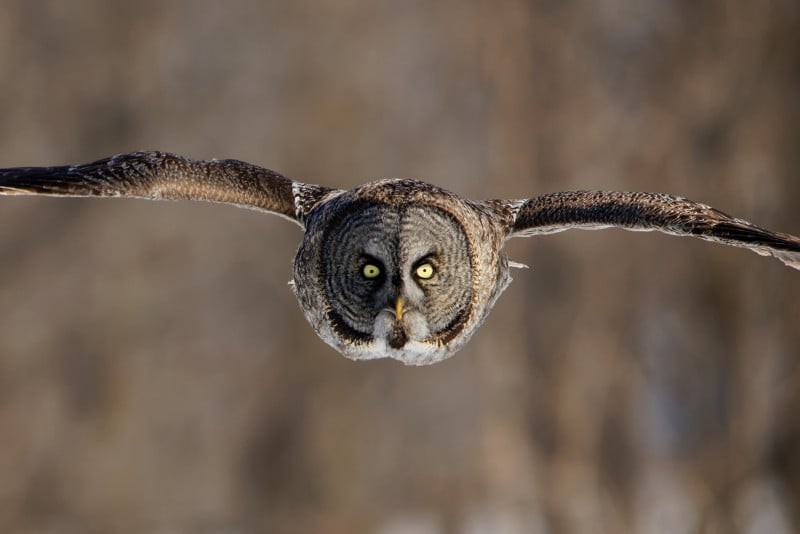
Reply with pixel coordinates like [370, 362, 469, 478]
[1, 151, 799, 365]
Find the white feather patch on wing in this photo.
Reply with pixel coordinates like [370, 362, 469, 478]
[771, 249, 800, 271]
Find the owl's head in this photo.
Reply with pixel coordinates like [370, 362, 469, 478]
[292, 180, 511, 365]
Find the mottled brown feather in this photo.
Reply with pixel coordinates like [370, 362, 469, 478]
[500, 190, 800, 270]
[0, 151, 335, 226]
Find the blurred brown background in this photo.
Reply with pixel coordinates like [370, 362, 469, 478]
[1, 1, 799, 532]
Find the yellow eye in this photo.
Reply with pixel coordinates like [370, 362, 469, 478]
[363, 264, 381, 279]
[415, 263, 435, 279]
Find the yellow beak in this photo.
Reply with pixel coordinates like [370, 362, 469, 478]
[394, 296, 404, 319]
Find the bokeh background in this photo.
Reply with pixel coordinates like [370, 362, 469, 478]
[1, 1, 799, 532]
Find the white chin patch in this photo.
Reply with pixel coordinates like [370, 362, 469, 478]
[357, 339, 448, 365]
[341, 310, 448, 365]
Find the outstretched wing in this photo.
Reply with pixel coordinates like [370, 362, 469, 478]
[0, 151, 338, 227]
[493, 190, 800, 270]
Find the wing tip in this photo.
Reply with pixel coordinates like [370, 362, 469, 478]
[0, 186, 34, 195]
